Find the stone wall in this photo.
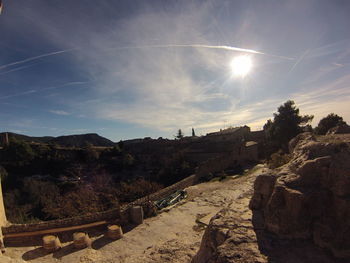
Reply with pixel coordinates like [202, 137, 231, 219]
[196, 142, 259, 178]
[2, 208, 120, 236]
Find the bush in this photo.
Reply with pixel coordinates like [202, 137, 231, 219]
[117, 178, 163, 203]
[314, 113, 346, 135]
[3, 138, 36, 165]
[268, 152, 291, 168]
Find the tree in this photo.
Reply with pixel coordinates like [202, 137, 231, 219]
[264, 100, 313, 152]
[192, 128, 196, 137]
[314, 113, 346, 135]
[175, 129, 184, 140]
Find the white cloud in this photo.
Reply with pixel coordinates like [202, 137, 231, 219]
[49, 110, 70, 116]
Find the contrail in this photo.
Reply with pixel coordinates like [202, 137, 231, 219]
[0, 63, 42, 76]
[0, 44, 293, 74]
[0, 48, 77, 70]
[0, 81, 87, 100]
[288, 49, 310, 73]
[0, 89, 37, 100]
[110, 44, 295, 60]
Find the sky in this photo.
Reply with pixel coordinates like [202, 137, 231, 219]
[0, 0, 350, 141]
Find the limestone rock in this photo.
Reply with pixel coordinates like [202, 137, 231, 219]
[250, 133, 350, 259]
[192, 209, 267, 263]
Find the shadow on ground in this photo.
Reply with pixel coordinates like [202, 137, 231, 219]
[22, 247, 50, 261]
[20, 223, 139, 260]
[53, 244, 79, 260]
[252, 210, 346, 263]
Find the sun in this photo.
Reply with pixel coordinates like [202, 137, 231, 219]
[230, 55, 252, 78]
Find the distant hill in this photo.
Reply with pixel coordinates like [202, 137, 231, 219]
[0, 132, 54, 144]
[0, 132, 115, 147]
[50, 133, 115, 147]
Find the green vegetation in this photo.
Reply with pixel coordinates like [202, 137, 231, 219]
[314, 113, 347, 135]
[2, 138, 36, 165]
[264, 100, 313, 153]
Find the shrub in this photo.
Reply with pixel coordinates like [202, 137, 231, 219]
[268, 152, 291, 169]
[314, 113, 347, 135]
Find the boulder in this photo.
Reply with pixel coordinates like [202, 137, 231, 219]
[250, 133, 350, 259]
[192, 209, 267, 263]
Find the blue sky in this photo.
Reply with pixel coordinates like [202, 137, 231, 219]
[1, 0, 350, 141]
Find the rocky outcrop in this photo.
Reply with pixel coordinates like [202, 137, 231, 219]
[192, 208, 267, 263]
[327, 124, 350, 135]
[250, 132, 350, 259]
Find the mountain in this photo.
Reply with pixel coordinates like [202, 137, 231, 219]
[50, 133, 115, 147]
[0, 132, 115, 147]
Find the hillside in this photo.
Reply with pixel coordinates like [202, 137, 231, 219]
[0, 133, 54, 144]
[49, 133, 115, 147]
[1, 132, 115, 147]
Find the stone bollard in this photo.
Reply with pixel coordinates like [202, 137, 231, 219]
[106, 225, 123, 240]
[73, 232, 91, 249]
[130, 206, 144, 225]
[42, 235, 61, 252]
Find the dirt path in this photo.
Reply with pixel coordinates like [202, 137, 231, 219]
[3, 165, 265, 263]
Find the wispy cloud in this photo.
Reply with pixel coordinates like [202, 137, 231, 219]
[49, 110, 71, 116]
[0, 63, 41, 76]
[0, 48, 76, 70]
[0, 81, 88, 100]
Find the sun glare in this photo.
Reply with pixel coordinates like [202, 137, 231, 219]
[230, 55, 252, 78]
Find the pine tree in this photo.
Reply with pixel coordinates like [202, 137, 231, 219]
[175, 129, 184, 140]
[264, 100, 313, 151]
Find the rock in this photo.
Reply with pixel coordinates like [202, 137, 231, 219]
[192, 209, 267, 263]
[250, 133, 350, 259]
[249, 172, 276, 210]
[326, 124, 350, 135]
